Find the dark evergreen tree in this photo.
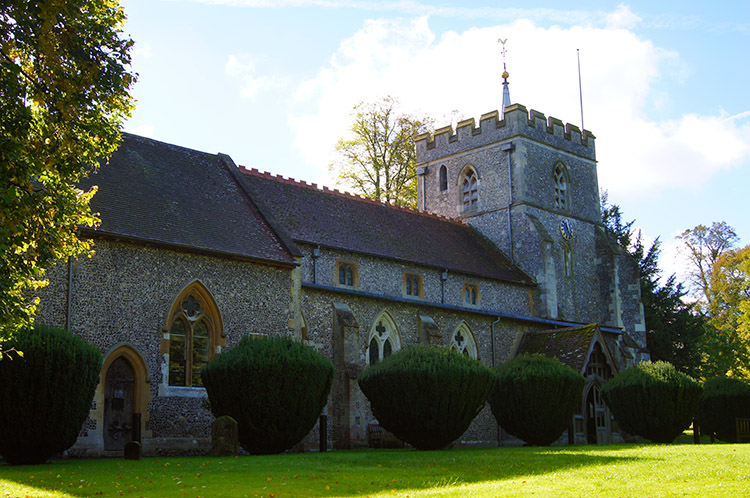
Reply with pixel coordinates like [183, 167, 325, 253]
[601, 193, 706, 377]
[0, 325, 102, 464]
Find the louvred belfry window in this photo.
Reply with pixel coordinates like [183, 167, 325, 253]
[462, 169, 478, 211]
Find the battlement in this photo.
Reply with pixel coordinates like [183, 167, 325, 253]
[416, 104, 596, 163]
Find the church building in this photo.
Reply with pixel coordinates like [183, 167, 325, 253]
[36, 76, 647, 455]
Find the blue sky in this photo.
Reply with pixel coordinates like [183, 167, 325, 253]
[120, 0, 750, 284]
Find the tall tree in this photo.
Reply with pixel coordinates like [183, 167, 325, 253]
[702, 245, 750, 378]
[331, 96, 431, 208]
[601, 193, 706, 377]
[676, 221, 739, 305]
[0, 0, 136, 344]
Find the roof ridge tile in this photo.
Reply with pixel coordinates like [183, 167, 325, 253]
[238, 164, 471, 226]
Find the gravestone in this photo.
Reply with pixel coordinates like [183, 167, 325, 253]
[212, 415, 238, 456]
[123, 441, 141, 460]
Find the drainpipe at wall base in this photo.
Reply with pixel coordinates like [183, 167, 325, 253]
[312, 246, 321, 284]
[440, 270, 448, 304]
[491, 316, 502, 446]
[416, 165, 428, 212]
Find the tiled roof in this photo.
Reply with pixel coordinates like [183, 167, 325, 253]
[238, 168, 533, 284]
[80, 134, 297, 266]
[515, 324, 599, 373]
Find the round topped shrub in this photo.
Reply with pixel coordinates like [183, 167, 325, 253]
[696, 376, 750, 442]
[601, 361, 702, 443]
[0, 324, 102, 465]
[358, 344, 494, 450]
[489, 353, 585, 446]
[201, 334, 334, 454]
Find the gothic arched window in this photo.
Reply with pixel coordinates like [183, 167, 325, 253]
[367, 312, 401, 366]
[461, 168, 478, 212]
[450, 322, 478, 359]
[439, 165, 448, 191]
[554, 163, 569, 211]
[166, 282, 223, 387]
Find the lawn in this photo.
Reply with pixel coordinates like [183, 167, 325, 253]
[1, 444, 748, 498]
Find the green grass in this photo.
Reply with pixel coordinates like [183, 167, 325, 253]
[1, 444, 749, 498]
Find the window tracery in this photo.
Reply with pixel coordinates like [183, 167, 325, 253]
[367, 313, 401, 366]
[450, 322, 478, 359]
[461, 168, 478, 212]
[167, 287, 221, 387]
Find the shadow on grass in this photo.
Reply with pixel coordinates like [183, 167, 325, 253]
[0, 445, 653, 498]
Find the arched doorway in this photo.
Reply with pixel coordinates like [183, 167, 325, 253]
[104, 356, 135, 451]
[584, 384, 609, 444]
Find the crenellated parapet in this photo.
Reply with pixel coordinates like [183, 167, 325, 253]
[416, 104, 596, 163]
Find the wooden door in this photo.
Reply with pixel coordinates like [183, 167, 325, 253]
[103, 356, 135, 451]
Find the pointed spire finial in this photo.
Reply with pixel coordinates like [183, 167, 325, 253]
[498, 38, 511, 118]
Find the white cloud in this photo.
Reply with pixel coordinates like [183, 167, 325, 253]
[288, 7, 750, 193]
[225, 54, 289, 100]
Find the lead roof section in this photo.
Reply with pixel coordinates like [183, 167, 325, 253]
[239, 168, 534, 284]
[81, 133, 297, 266]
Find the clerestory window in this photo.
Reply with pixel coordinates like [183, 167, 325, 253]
[336, 260, 358, 288]
[439, 165, 448, 191]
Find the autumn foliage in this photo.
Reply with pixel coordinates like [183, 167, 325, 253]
[601, 361, 702, 443]
[696, 376, 750, 442]
[489, 354, 585, 446]
[358, 345, 494, 450]
[202, 335, 334, 454]
[0, 325, 101, 464]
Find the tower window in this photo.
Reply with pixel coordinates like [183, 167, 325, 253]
[554, 163, 569, 211]
[439, 165, 448, 191]
[462, 169, 478, 212]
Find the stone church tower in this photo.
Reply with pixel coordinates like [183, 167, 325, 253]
[415, 80, 646, 344]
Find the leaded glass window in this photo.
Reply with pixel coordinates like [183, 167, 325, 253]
[337, 261, 356, 287]
[168, 291, 217, 387]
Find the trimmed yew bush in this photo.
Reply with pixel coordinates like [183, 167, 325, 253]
[601, 361, 702, 443]
[697, 376, 750, 442]
[358, 345, 494, 450]
[201, 335, 334, 454]
[0, 324, 101, 465]
[489, 354, 585, 446]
